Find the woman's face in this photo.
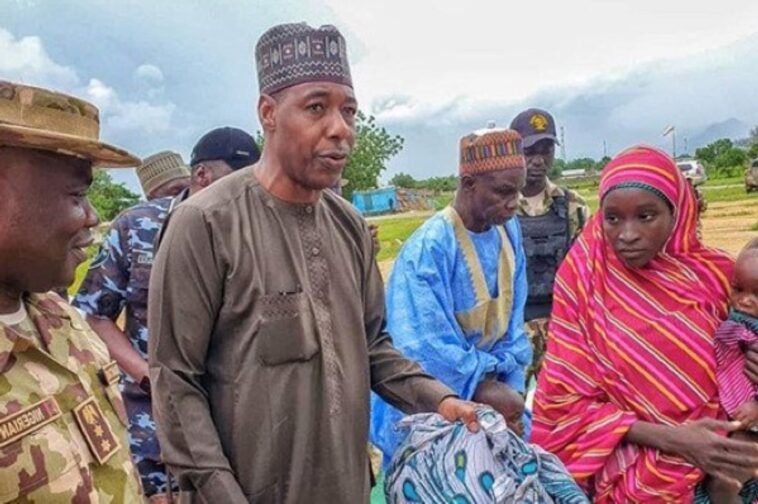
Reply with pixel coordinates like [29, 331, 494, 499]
[602, 187, 675, 268]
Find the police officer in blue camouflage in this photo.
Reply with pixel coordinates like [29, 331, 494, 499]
[73, 128, 260, 502]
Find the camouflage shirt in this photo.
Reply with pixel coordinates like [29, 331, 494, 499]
[517, 179, 590, 240]
[0, 292, 142, 502]
[72, 197, 172, 496]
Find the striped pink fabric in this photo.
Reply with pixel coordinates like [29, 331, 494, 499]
[715, 319, 758, 416]
[532, 145, 735, 502]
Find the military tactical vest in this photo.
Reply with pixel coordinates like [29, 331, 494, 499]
[519, 194, 570, 321]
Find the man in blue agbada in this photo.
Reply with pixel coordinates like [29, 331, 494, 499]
[371, 126, 532, 467]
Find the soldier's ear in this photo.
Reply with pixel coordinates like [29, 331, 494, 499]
[258, 94, 277, 132]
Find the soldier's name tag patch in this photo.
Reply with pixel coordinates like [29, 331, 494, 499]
[73, 396, 120, 464]
[0, 397, 62, 448]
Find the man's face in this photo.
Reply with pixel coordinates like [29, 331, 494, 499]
[466, 168, 526, 229]
[149, 176, 190, 200]
[523, 139, 555, 187]
[0, 147, 98, 292]
[263, 82, 357, 191]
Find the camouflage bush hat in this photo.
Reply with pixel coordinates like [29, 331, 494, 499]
[0, 80, 139, 166]
[255, 22, 352, 95]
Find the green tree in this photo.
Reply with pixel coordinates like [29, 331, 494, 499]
[417, 175, 457, 192]
[88, 170, 141, 221]
[549, 158, 566, 179]
[566, 157, 597, 172]
[255, 130, 265, 151]
[695, 138, 733, 165]
[696, 138, 747, 178]
[342, 111, 404, 200]
[748, 126, 758, 160]
[390, 172, 417, 188]
[594, 156, 612, 173]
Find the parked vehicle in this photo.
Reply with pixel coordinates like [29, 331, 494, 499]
[746, 159, 758, 193]
[676, 159, 707, 186]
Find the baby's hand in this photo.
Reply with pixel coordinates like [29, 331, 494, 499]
[733, 400, 758, 429]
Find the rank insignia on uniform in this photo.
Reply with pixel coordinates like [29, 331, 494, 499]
[0, 397, 62, 448]
[73, 396, 120, 464]
[99, 360, 121, 386]
[529, 114, 549, 132]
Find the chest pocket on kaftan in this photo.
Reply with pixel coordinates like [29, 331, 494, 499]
[257, 291, 320, 366]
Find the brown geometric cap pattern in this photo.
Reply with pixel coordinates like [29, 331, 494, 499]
[255, 23, 352, 95]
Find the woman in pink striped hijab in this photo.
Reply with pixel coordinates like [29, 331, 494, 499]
[532, 145, 758, 502]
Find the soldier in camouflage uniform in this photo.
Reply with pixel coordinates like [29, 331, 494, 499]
[73, 192, 176, 501]
[73, 130, 260, 501]
[0, 80, 143, 501]
[510, 109, 590, 388]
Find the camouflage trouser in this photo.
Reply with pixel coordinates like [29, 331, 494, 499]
[525, 318, 549, 388]
[123, 387, 178, 498]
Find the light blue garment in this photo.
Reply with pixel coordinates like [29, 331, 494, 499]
[384, 408, 588, 504]
[371, 211, 531, 466]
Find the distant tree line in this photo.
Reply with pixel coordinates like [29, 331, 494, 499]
[693, 127, 758, 179]
[390, 156, 612, 190]
[391, 125, 758, 189]
[389, 173, 457, 191]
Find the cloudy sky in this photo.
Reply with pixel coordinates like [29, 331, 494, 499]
[3, 0, 758, 193]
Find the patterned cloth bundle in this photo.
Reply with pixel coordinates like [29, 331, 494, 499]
[384, 408, 588, 503]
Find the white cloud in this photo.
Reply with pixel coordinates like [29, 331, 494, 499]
[0, 28, 79, 89]
[134, 64, 165, 99]
[84, 78, 175, 134]
[135, 64, 164, 84]
[0, 27, 176, 138]
[85, 78, 118, 112]
[325, 0, 758, 124]
[109, 100, 175, 134]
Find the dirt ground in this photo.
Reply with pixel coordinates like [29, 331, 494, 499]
[700, 199, 758, 254]
[377, 197, 758, 278]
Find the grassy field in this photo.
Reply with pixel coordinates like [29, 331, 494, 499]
[370, 179, 758, 279]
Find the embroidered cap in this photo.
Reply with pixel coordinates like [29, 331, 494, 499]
[459, 127, 525, 176]
[136, 150, 190, 196]
[255, 22, 352, 95]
